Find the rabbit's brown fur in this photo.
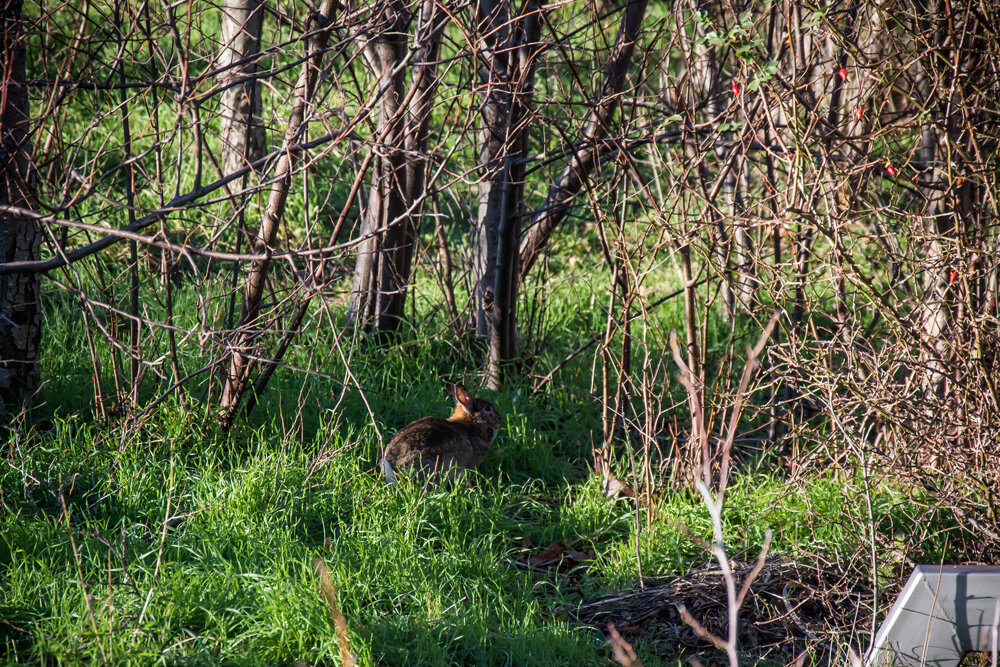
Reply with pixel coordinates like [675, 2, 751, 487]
[382, 384, 501, 483]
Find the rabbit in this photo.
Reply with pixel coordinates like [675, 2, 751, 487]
[381, 383, 501, 484]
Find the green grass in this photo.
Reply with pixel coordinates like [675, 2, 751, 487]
[1, 407, 605, 665]
[1, 233, 955, 666]
[2, 218, 952, 666]
[2, 293, 948, 665]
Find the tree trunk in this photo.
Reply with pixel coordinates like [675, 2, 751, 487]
[472, 0, 513, 340]
[220, 0, 337, 425]
[218, 0, 265, 180]
[348, 0, 435, 337]
[486, 2, 541, 388]
[0, 0, 41, 411]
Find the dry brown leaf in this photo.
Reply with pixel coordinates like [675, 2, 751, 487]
[564, 548, 595, 563]
[529, 541, 566, 567]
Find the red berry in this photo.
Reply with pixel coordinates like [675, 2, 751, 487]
[838, 67, 848, 80]
[886, 164, 896, 176]
[855, 108, 864, 120]
[732, 82, 740, 95]
[949, 271, 959, 284]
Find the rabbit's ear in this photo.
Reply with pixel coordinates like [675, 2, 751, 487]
[450, 384, 474, 410]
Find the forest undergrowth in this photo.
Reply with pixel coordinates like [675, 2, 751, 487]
[1, 272, 962, 666]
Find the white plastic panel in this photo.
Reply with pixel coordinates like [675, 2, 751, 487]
[867, 565, 1000, 667]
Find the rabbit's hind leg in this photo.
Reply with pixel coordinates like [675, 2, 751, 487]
[381, 458, 398, 485]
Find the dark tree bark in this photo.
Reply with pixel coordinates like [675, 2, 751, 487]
[349, 0, 445, 337]
[218, 0, 265, 180]
[485, 2, 541, 388]
[0, 0, 41, 411]
[472, 0, 514, 341]
[471, 0, 646, 388]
